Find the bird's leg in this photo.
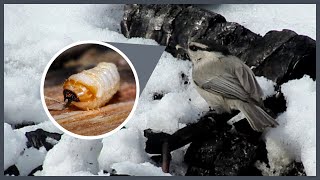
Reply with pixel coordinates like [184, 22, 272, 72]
[161, 140, 170, 173]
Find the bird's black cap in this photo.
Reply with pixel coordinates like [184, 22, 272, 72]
[189, 39, 231, 56]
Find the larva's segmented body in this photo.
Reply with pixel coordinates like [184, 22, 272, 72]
[63, 62, 120, 110]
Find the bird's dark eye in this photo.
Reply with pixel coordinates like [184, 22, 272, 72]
[190, 45, 198, 51]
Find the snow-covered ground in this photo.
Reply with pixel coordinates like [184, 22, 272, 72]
[4, 4, 316, 176]
[264, 76, 316, 176]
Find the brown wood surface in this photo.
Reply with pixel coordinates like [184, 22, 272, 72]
[44, 49, 136, 136]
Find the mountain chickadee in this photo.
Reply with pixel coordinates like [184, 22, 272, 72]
[177, 40, 279, 131]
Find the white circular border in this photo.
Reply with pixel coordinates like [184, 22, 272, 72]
[40, 40, 140, 140]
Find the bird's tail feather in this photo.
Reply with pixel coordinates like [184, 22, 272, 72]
[236, 101, 279, 132]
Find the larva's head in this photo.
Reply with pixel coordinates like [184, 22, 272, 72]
[63, 89, 80, 106]
[63, 79, 94, 107]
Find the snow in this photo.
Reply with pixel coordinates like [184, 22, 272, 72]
[98, 128, 149, 172]
[4, 4, 316, 176]
[16, 147, 47, 176]
[126, 52, 209, 133]
[38, 135, 102, 175]
[202, 4, 316, 39]
[264, 75, 316, 176]
[4, 122, 59, 174]
[4, 123, 27, 170]
[17, 121, 62, 135]
[169, 145, 190, 175]
[255, 76, 277, 100]
[111, 162, 171, 176]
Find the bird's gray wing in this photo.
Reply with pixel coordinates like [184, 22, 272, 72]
[234, 64, 264, 104]
[196, 60, 264, 104]
[198, 74, 251, 103]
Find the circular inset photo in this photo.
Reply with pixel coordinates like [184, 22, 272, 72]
[40, 41, 139, 139]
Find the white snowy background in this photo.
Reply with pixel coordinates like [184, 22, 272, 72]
[4, 4, 316, 176]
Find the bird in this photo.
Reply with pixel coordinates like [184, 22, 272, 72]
[176, 39, 278, 132]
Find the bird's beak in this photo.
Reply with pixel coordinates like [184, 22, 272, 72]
[175, 44, 191, 61]
[175, 44, 183, 50]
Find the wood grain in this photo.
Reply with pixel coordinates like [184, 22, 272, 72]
[45, 82, 136, 136]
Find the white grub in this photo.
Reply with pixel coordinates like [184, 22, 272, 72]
[63, 62, 120, 110]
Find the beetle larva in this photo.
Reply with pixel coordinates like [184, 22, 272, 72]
[63, 62, 120, 110]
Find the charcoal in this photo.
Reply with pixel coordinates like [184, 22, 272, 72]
[110, 169, 130, 176]
[144, 115, 231, 155]
[233, 119, 262, 139]
[121, 5, 186, 43]
[121, 5, 316, 84]
[180, 72, 189, 85]
[153, 92, 164, 100]
[281, 161, 306, 176]
[144, 129, 171, 154]
[201, 110, 239, 124]
[263, 91, 287, 115]
[258, 160, 306, 176]
[204, 22, 261, 57]
[4, 165, 20, 176]
[241, 29, 297, 67]
[214, 136, 259, 176]
[121, 5, 226, 59]
[184, 137, 226, 168]
[184, 127, 261, 176]
[166, 6, 226, 57]
[185, 166, 215, 176]
[13, 122, 36, 129]
[244, 30, 316, 84]
[168, 117, 220, 151]
[103, 169, 130, 176]
[28, 165, 43, 176]
[25, 129, 62, 151]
